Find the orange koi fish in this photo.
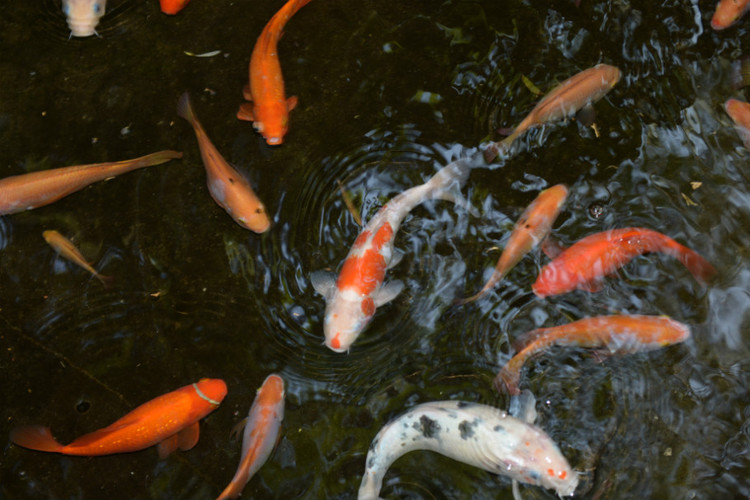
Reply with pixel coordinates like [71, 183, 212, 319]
[10, 379, 227, 457]
[725, 98, 750, 150]
[238, 0, 313, 145]
[495, 315, 690, 395]
[311, 158, 473, 352]
[456, 184, 568, 304]
[177, 92, 270, 233]
[711, 0, 750, 30]
[0, 150, 182, 216]
[485, 64, 621, 162]
[532, 227, 716, 298]
[160, 0, 191, 15]
[62, 0, 106, 37]
[43, 230, 113, 288]
[217, 374, 284, 500]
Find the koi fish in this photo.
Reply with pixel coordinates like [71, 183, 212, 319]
[710, 0, 750, 30]
[485, 64, 621, 162]
[725, 98, 750, 150]
[216, 374, 284, 500]
[357, 400, 578, 500]
[10, 378, 227, 457]
[456, 184, 568, 304]
[311, 158, 474, 352]
[43, 230, 113, 288]
[532, 227, 716, 298]
[62, 0, 106, 37]
[160, 0, 191, 15]
[495, 315, 690, 395]
[177, 92, 271, 233]
[0, 150, 182, 216]
[237, 0, 313, 145]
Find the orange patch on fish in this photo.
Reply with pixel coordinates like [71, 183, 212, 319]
[336, 250, 387, 295]
[330, 333, 341, 350]
[361, 297, 375, 317]
[353, 230, 371, 248]
[371, 222, 394, 250]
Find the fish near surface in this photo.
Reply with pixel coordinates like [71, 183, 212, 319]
[43, 230, 113, 288]
[62, 0, 106, 37]
[217, 374, 284, 500]
[160, 0, 191, 15]
[357, 400, 578, 499]
[238, 0, 313, 145]
[710, 0, 750, 30]
[10, 379, 227, 457]
[311, 158, 474, 353]
[532, 227, 716, 298]
[456, 184, 568, 304]
[177, 92, 270, 233]
[725, 98, 750, 150]
[0, 150, 182, 216]
[485, 64, 621, 162]
[495, 315, 690, 395]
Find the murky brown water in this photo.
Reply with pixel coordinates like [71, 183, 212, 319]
[1, 0, 749, 499]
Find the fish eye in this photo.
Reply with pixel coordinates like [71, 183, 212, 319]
[62, 4, 70, 15]
[255, 207, 264, 214]
[93, 3, 102, 14]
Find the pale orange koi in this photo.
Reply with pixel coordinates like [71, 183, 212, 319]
[711, 0, 750, 30]
[43, 230, 112, 288]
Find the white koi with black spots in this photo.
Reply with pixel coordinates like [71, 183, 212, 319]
[357, 400, 578, 499]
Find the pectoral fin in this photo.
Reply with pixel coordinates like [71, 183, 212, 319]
[237, 103, 255, 122]
[287, 96, 298, 111]
[178, 422, 200, 452]
[387, 249, 404, 269]
[310, 270, 336, 299]
[432, 189, 479, 217]
[577, 278, 604, 293]
[374, 280, 404, 307]
[575, 104, 597, 128]
[157, 434, 179, 459]
[242, 84, 253, 101]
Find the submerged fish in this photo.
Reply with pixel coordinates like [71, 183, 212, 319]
[710, 0, 750, 30]
[532, 227, 716, 298]
[456, 184, 567, 304]
[62, 0, 106, 37]
[177, 92, 270, 233]
[0, 150, 182, 216]
[238, 0, 313, 145]
[357, 400, 578, 499]
[725, 98, 750, 150]
[43, 230, 112, 288]
[495, 315, 690, 395]
[311, 158, 473, 352]
[160, 0, 191, 15]
[485, 64, 621, 162]
[10, 379, 227, 457]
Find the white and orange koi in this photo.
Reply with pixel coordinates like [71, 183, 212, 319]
[43, 230, 113, 288]
[62, 0, 106, 38]
[311, 158, 474, 352]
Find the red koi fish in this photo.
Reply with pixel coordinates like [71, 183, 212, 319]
[533, 227, 716, 298]
[10, 379, 227, 457]
[177, 92, 271, 233]
[711, 0, 750, 30]
[725, 98, 750, 150]
[160, 0, 190, 15]
[238, 0, 313, 145]
[485, 64, 621, 162]
[495, 315, 690, 395]
[0, 150, 182, 216]
[43, 230, 113, 288]
[217, 374, 284, 500]
[456, 184, 568, 304]
[311, 158, 473, 352]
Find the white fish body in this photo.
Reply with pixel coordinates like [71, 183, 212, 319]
[62, 0, 106, 37]
[358, 400, 578, 499]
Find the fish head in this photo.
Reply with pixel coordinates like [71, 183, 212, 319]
[62, 0, 106, 37]
[253, 103, 289, 146]
[236, 203, 271, 233]
[259, 374, 285, 405]
[194, 378, 228, 407]
[323, 291, 374, 353]
[711, 0, 748, 30]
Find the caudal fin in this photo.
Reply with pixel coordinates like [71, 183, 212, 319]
[494, 368, 521, 395]
[176, 92, 197, 125]
[676, 247, 717, 284]
[10, 425, 65, 453]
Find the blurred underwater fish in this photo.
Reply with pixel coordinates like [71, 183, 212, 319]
[730, 56, 750, 89]
[62, 0, 106, 37]
[532, 227, 716, 298]
[216, 374, 284, 500]
[456, 184, 567, 304]
[0, 150, 182, 216]
[10, 379, 227, 457]
[710, 0, 750, 30]
[238, 0, 313, 145]
[311, 158, 474, 353]
[357, 400, 578, 499]
[177, 92, 270, 233]
[725, 98, 750, 150]
[485, 64, 621, 162]
[43, 230, 113, 288]
[495, 315, 690, 395]
[160, 0, 191, 15]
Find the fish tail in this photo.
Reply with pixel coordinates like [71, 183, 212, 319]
[96, 273, 115, 290]
[10, 425, 65, 453]
[454, 270, 503, 306]
[176, 91, 197, 125]
[494, 367, 521, 395]
[428, 158, 478, 215]
[137, 150, 184, 167]
[483, 135, 515, 163]
[675, 245, 717, 284]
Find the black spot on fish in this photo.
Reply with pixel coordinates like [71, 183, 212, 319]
[369, 438, 379, 452]
[228, 177, 236, 184]
[417, 415, 440, 438]
[494, 425, 504, 432]
[459, 419, 477, 440]
[456, 401, 470, 408]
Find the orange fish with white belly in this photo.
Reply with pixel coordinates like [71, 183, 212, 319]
[217, 374, 284, 500]
[238, 0, 314, 145]
[495, 315, 690, 395]
[485, 64, 621, 162]
[177, 92, 270, 233]
[0, 150, 182, 216]
[43, 230, 113, 288]
[10, 378, 227, 457]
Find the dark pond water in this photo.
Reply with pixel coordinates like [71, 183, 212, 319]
[1, 0, 750, 498]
